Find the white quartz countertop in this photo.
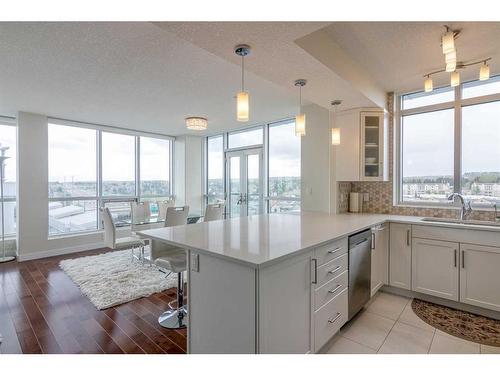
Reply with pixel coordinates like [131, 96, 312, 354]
[137, 212, 500, 268]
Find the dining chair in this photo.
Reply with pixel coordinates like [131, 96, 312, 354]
[204, 203, 225, 222]
[131, 201, 151, 224]
[157, 199, 176, 221]
[101, 207, 145, 262]
[164, 205, 189, 227]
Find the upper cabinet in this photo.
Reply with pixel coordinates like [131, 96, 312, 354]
[335, 108, 389, 182]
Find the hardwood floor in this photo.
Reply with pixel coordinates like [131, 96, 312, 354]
[0, 248, 187, 354]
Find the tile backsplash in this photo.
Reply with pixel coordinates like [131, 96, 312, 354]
[337, 92, 496, 222]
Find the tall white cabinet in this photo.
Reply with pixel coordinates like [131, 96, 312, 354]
[335, 108, 389, 182]
[371, 224, 389, 296]
[389, 223, 412, 290]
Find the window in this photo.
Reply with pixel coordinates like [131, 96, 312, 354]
[204, 119, 301, 215]
[206, 135, 224, 204]
[402, 86, 454, 110]
[228, 127, 263, 149]
[102, 132, 136, 197]
[398, 76, 500, 207]
[268, 120, 301, 213]
[0, 121, 17, 236]
[48, 121, 173, 236]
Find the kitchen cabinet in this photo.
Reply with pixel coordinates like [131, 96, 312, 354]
[459, 243, 500, 312]
[371, 224, 388, 296]
[411, 238, 459, 301]
[389, 223, 412, 290]
[335, 108, 388, 182]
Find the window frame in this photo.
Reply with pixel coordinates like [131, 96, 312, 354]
[48, 118, 174, 237]
[204, 118, 301, 215]
[0, 116, 18, 238]
[395, 75, 500, 209]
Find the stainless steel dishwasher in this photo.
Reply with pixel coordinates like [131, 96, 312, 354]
[348, 229, 372, 320]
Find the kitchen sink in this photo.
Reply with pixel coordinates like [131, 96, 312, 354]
[421, 217, 500, 227]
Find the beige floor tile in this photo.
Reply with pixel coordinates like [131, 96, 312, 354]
[324, 336, 376, 354]
[366, 292, 410, 320]
[481, 344, 500, 354]
[397, 302, 435, 332]
[429, 333, 480, 354]
[378, 322, 434, 354]
[341, 311, 395, 350]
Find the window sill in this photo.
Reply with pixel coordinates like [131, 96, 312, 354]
[395, 203, 497, 212]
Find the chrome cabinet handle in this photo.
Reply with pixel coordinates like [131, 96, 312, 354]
[328, 312, 342, 324]
[328, 284, 342, 294]
[371, 232, 375, 250]
[328, 247, 341, 254]
[462, 250, 465, 269]
[454, 249, 457, 268]
[312, 258, 318, 284]
[406, 229, 410, 246]
[328, 265, 342, 274]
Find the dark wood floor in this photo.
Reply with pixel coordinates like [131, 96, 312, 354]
[0, 248, 187, 354]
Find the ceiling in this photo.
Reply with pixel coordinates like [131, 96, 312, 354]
[324, 22, 500, 93]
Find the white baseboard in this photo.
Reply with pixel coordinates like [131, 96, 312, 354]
[17, 241, 106, 262]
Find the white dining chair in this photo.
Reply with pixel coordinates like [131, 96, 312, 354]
[204, 203, 225, 222]
[131, 201, 151, 223]
[157, 199, 176, 221]
[101, 207, 145, 262]
[164, 205, 189, 227]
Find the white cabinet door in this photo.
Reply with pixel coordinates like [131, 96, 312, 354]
[412, 238, 459, 301]
[389, 223, 412, 290]
[460, 244, 500, 312]
[371, 224, 388, 296]
[360, 111, 387, 181]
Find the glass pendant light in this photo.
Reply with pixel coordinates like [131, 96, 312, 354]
[445, 49, 457, 64]
[235, 44, 251, 122]
[451, 71, 460, 87]
[424, 76, 433, 92]
[294, 79, 307, 137]
[330, 100, 342, 145]
[185, 117, 208, 130]
[446, 60, 456, 72]
[442, 29, 455, 55]
[479, 61, 490, 81]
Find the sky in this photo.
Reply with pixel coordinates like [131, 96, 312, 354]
[48, 124, 170, 183]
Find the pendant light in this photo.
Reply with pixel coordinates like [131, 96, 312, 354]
[424, 75, 433, 92]
[330, 100, 342, 146]
[235, 44, 251, 122]
[479, 61, 490, 81]
[445, 60, 456, 72]
[294, 79, 307, 137]
[451, 71, 460, 87]
[442, 29, 455, 55]
[185, 116, 208, 131]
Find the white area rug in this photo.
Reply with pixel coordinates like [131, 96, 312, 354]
[59, 248, 177, 310]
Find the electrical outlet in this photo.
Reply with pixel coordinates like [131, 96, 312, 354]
[363, 193, 369, 202]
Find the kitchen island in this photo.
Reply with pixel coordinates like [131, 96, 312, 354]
[138, 211, 500, 353]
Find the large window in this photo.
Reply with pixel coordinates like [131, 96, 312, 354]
[205, 120, 301, 214]
[398, 76, 500, 207]
[268, 120, 301, 213]
[0, 120, 17, 236]
[48, 121, 173, 236]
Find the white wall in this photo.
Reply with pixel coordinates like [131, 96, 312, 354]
[16, 112, 105, 261]
[301, 103, 337, 213]
[174, 135, 203, 214]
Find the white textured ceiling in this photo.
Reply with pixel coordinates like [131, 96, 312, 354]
[155, 22, 376, 111]
[324, 22, 500, 93]
[0, 22, 307, 136]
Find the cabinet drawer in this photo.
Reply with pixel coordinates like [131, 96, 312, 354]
[314, 270, 348, 311]
[314, 237, 348, 266]
[316, 253, 348, 287]
[314, 288, 348, 351]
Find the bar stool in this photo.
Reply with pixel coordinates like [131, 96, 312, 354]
[155, 250, 188, 329]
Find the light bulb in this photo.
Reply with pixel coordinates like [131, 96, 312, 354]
[236, 91, 249, 122]
[424, 76, 433, 92]
[451, 71, 460, 87]
[295, 113, 306, 136]
[479, 63, 490, 81]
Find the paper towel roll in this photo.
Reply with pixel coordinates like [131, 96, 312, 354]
[349, 192, 362, 213]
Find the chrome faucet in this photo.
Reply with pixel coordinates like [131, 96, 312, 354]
[447, 193, 472, 221]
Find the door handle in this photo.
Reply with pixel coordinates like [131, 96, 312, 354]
[462, 250, 465, 269]
[328, 312, 342, 324]
[327, 247, 341, 255]
[327, 265, 342, 274]
[454, 249, 457, 268]
[406, 229, 411, 246]
[312, 258, 318, 284]
[328, 284, 343, 294]
[371, 232, 375, 250]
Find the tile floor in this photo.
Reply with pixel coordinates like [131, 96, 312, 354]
[323, 291, 498, 354]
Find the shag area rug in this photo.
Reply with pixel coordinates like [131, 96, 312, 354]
[60, 248, 177, 310]
[412, 299, 500, 347]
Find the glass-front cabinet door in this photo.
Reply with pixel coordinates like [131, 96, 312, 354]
[225, 148, 263, 218]
[360, 111, 386, 181]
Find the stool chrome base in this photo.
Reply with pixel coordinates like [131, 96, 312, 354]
[158, 306, 188, 329]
